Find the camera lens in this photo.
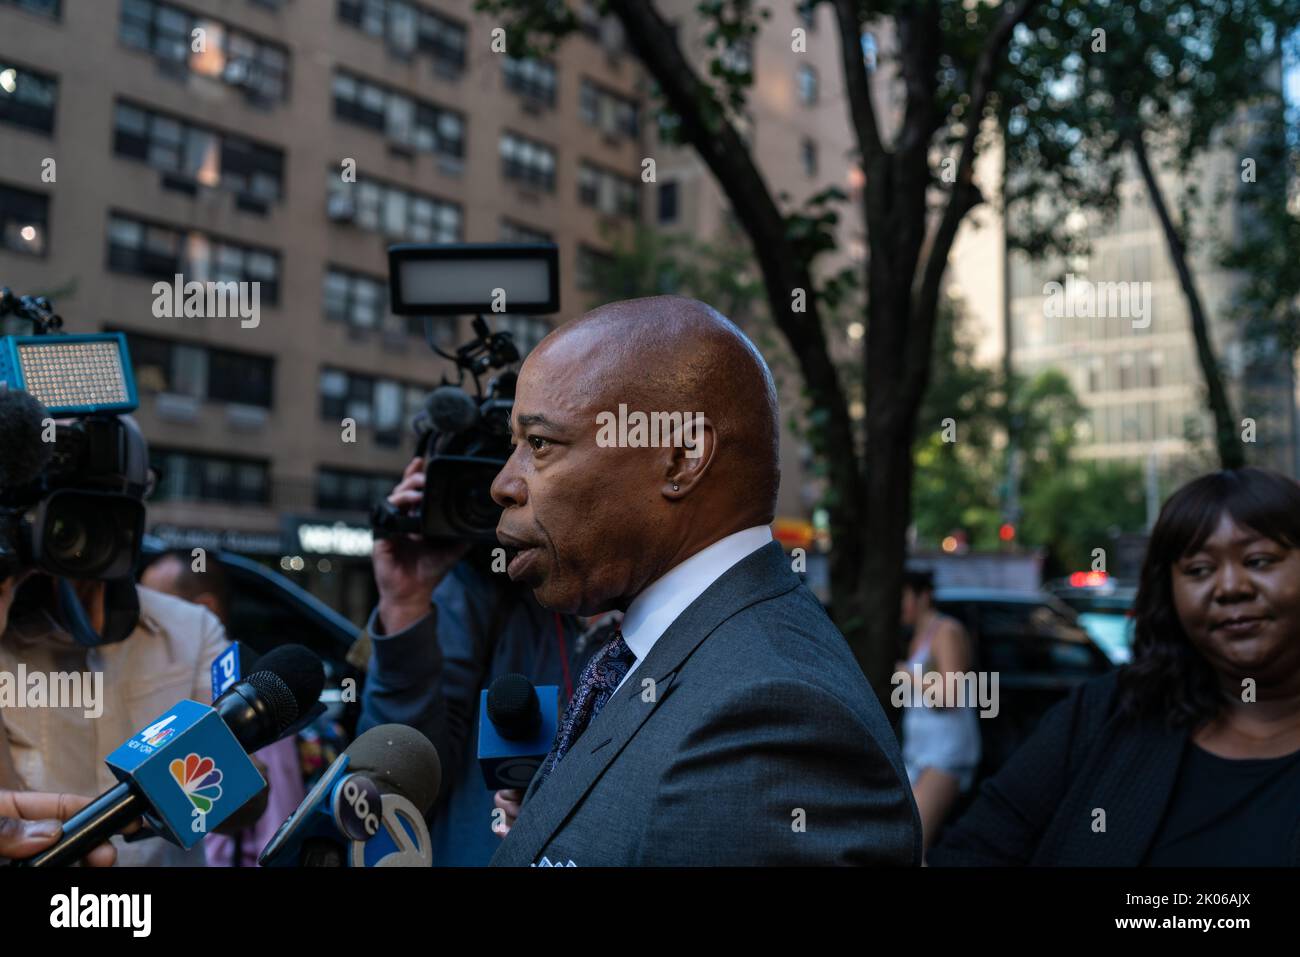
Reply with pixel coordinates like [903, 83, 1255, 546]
[39, 492, 138, 578]
[449, 464, 504, 536]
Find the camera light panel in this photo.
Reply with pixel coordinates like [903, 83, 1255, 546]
[389, 243, 559, 316]
[0, 333, 138, 415]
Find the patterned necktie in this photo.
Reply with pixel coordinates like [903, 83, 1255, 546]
[533, 631, 635, 790]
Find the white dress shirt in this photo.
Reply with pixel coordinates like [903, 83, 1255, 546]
[612, 525, 773, 695]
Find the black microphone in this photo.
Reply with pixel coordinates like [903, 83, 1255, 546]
[0, 387, 52, 488]
[426, 385, 479, 435]
[19, 644, 324, 867]
[478, 674, 560, 790]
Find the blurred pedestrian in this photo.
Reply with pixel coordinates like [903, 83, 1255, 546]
[895, 568, 981, 853]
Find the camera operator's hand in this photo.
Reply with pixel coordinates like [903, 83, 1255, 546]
[0, 789, 137, 865]
[492, 789, 523, 838]
[374, 457, 469, 635]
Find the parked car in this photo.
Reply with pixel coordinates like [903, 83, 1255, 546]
[137, 538, 364, 738]
[930, 588, 1114, 801]
[1043, 573, 1137, 665]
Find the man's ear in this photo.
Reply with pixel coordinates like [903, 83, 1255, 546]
[663, 414, 715, 499]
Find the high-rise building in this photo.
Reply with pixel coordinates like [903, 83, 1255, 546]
[1006, 139, 1299, 490]
[0, 0, 860, 618]
[0, 0, 644, 618]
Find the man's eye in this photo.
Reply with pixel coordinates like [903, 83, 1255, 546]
[528, 436, 550, 451]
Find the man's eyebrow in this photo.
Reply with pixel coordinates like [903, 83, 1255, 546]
[514, 412, 566, 431]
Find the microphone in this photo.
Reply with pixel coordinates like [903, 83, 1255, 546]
[20, 644, 324, 867]
[259, 723, 440, 867]
[0, 387, 52, 488]
[211, 641, 327, 736]
[426, 385, 479, 435]
[478, 674, 559, 791]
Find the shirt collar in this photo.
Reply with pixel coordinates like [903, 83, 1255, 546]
[620, 525, 773, 664]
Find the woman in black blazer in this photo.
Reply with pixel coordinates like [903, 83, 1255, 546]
[931, 467, 1300, 866]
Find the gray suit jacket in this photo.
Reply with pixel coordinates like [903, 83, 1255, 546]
[491, 541, 920, 866]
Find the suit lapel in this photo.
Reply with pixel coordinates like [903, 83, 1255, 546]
[493, 541, 799, 865]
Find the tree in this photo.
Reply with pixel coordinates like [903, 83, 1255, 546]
[1020, 459, 1147, 571]
[911, 299, 1145, 565]
[1000, 0, 1300, 470]
[479, 0, 1040, 698]
[911, 297, 1004, 549]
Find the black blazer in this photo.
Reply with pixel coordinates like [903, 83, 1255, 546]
[929, 670, 1300, 866]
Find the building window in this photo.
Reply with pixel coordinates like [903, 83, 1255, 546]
[316, 467, 400, 512]
[658, 181, 678, 224]
[319, 367, 427, 447]
[106, 212, 281, 303]
[119, 0, 290, 103]
[337, 0, 467, 76]
[500, 132, 557, 192]
[332, 69, 464, 158]
[1118, 354, 1134, 391]
[1148, 352, 1162, 388]
[801, 138, 818, 177]
[578, 0, 624, 54]
[0, 183, 48, 256]
[503, 57, 556, 105]
[323, 266, 424, 339]
[578, 79, 639, 139]
[721, 38, 753, 76]
[500, 219, 553, 245]
[150, 447, 270, 505]
[576, 244, 613, 291]
[577, 161, 639, 218]
[0, 0, 59, 18]
[0, 61, 57, 135]
[327, 174, 462, 243]
[113, 100, 284, 202]
[797, 65, 818, 105]
[114, 329, 274, 408]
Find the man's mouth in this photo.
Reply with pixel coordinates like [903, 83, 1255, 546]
[497, 532, 544, 581]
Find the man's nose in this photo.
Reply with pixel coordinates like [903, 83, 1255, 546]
[491, 446, 527, 509]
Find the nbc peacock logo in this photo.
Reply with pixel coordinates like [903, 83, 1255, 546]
[169, 753, 224, 814]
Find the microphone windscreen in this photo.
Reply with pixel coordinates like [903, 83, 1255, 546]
[248, 643, 325, 732]
[487, 673, 542, 740]
[426, 386, 479, 435]
[346, 724, 442, 814]
[0, 388, 52, 488]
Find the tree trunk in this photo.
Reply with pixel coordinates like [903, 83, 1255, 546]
[1127, 128, 1244, 468]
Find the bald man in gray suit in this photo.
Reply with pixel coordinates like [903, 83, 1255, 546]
[489, 296, 918, 866]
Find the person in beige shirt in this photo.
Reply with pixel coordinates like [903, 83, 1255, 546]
[0, 572, 233, 866]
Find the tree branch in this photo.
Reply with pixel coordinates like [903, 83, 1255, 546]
[604, 0, 864, 488]
[832, 0, 884, 163]
[907, 0, 1040, 400]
